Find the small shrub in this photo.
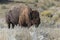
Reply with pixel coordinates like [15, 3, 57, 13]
[41, 6, 47, 10]
[35, 0, 38, 3]
[47, 3, 55, 7]
[1, 6, 7, 9]
[52, 15, 59, 22]
[58, 13, 60, 17]
[55, 0, 60, 1]
[41, 10, 53, 18]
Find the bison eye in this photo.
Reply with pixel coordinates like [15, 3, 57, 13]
[30, 16, 33, 20]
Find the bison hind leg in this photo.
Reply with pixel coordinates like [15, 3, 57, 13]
[8, 23, 14, 29]
[8, 23, 10, 29]
[12, 23, 15, 29]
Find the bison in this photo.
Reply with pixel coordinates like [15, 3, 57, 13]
[6, 3, 40, 29]
[6, 3, 32, 28]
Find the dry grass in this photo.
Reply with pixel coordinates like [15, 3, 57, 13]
[0, 0, 60, 40]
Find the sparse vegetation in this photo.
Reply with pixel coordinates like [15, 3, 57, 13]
[0, 0, 60, 40]
[1, 5, 7, 9]
[41, 10, 52, 17]
[35, 0, 38, 3]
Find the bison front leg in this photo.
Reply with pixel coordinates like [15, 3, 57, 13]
[8, 23, 10, 29]
[12, 23, 14, 29]
[19, 16, 23, 27]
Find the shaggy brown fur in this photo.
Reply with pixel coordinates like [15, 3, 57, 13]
[19, 10, 40, 28]
[6, 3, 32, 28]
[18, 5, 32, 28]
[29, 10, 40, 27]
[6, 6, 20, 28]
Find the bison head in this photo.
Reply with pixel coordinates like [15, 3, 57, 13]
[29, 10, 40, 27]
